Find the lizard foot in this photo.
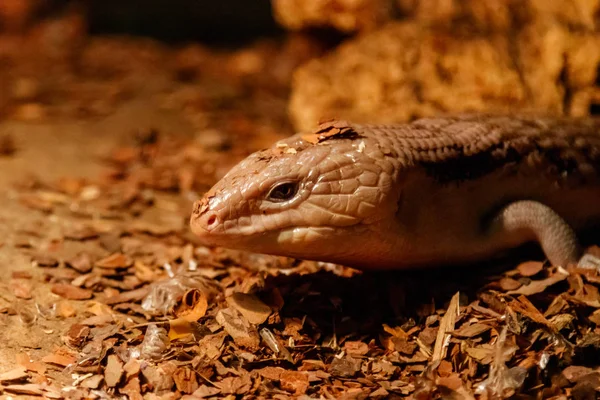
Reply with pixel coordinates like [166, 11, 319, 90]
[491, 200, 581, 267]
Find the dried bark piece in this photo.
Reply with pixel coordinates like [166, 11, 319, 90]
[507, 272, 568, 295]
[431, 292, 461, 366]
[63, 324, 91, 349]
[95, 253, 133, 269]
[329, 356, 361, 378]
[56, 301, 77, 318]
[42, 353, 76, 367]
[498, 277, 522, 291]
[63, 225, 99, 240]
[256, 366, 285, 381]
[452, 323, 492, 339]
[11, 279, 33, 299]
[31, 254, 59, 267]
[4, 384, 45, 396]
[104, 354, 124, 387]
[51, 283, 93, 300]
[517, 261, 544, 277]
[216, 374, 253, 395]
[343, 341, 369, 356]
[280, 370, 309, 395]
[227, 292, 272, 325]
[16, 354, 46, 375]
[173, 367, 199, 394]
[0, 367, 28, 383]
[81, 374, 103, 389]
[215, 308, 260, 350]
[103, 286, 150, 305]
[66, 252, 93, 273]
[562, 366, 595, 383]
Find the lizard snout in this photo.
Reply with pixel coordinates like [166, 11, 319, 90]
[190, 198, 220, 236]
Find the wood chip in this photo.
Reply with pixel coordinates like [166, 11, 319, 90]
[51, 283, 93, 300]
[95, 253, 133, 269]
[517, 261, 544, 277]
[431, 292, 461, 366]
[227, 292, 272, 325]
[0, 367, 28, 383]
[104, 354, 123, 387]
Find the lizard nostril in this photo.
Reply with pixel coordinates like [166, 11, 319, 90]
[206, 214, 218, 227]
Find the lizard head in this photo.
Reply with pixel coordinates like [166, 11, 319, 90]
[190, 123, 401, 266]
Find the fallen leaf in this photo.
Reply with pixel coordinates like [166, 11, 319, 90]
[517, 261, 544, 277]
[216, 307, 260, 350]
[431, 292, 461, 365]
[95, 253, 133, 269]
[280, 370, 309, 395]
[507, 273, 568, 295]
[227, 292, 271, 325]
[0, 367, 28, 383]
[42, 353, 76, 367]
[452, 323, 492, 338]
[51, 284, 93, 300]
[104, 354, 123, 387]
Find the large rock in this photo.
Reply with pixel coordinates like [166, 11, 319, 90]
[272, 0, 392, 33]
[290, 20, 600, 131]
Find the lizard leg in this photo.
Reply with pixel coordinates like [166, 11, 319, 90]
[489, 200, 582, 267]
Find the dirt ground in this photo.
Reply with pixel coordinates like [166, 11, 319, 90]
[0, 97, 193, 370]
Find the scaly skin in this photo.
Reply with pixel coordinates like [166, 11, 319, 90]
[190, 115, 600, 269]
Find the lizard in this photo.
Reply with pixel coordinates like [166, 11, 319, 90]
[190, 115, 600, 270]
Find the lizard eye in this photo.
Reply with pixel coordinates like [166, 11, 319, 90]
[267, 181, 299, 202]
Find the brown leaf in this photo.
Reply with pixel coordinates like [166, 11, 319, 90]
[103, 286, 150, 305]
[452, 323, 492, 338]
[95, 253, 133, 269]
[51, 283, 93, 300]
[0, 367, 29, 383]
[19, 194, 53, 212]
[63, 225, 99, 240]
[11, 279, 33, 299]
[507, 272, 568, 295]
[104, 354, 123, 387]
[431, 292, 461, 365]
[280, 371, 309, 395]
[227, 292, 272, 325]
[343, 341, 369, 357]
[517, 261, 544, 277]
[173, 367, 199, 394]
[56, 301, 77, 318]
[215, 307, 260, 350]
[66, 252, 93, 273]
[174, 289, 209, 321]
[437, 373, 464, 391]
[42, 353, 76, 367]
[562, 365, 594, 383]
[31, 254, 59, 267]
[391, 337, 417, 355]
[16, 354, 46, 375]
[216, 374, 252, 395]
[329, 356, 361, 378]
[4, 383, 45, 396]
[508, 295, 555, 331]
[256, 366, 285, 381]
[498, 277, 522, 291]
[81, 375, 104, 389]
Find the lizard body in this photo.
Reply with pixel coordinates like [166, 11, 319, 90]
[190, 115, 600, 269]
